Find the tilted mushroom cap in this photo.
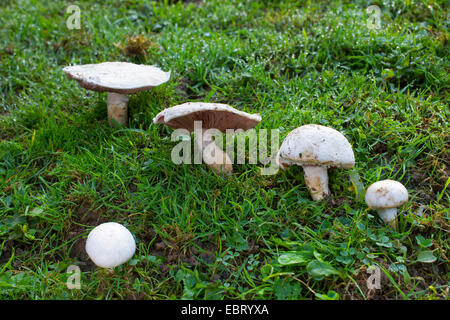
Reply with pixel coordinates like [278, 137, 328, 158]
[365, 180, 408, 209]
[278, 124, 355, 168]
[153, 102, 261, 132]
[63, 62, 171, 94]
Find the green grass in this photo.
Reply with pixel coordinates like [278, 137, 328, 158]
[0, 0, 449, 300]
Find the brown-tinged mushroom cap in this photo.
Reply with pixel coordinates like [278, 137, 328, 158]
[153, 102, 261, 174]
[365, 180, 409, 209]
[365, 179, 408, 226]
[153, 102, 261, 132]
[278, 124, 355, 169]
[63, 62, 171, 94]
[277, 124, 355, 201]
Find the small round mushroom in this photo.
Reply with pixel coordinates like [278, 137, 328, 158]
[277, 124, 355, 201]
[365, 179, 408, 226]
[85, 222, 136, 269]
[153, 102, 261, 173]
[63, 62, 170, 126]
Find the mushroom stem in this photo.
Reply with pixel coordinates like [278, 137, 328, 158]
[302, 166, 330, 201]
[376, 208, 398, 228]
[195, 130, 233, 174]
[107, 92, 129, 126]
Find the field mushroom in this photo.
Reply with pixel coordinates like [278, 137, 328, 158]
[277, 124, 355, 201]
[85, 222, 136, 269]
[365, 179, 408, 227]
[63, 62, 170, 126]
[153, 102, 261, 173]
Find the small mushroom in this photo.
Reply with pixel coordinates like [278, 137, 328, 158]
[277, 124, 355, 201]
[365, 179, 408, 227]
[153, 102, 261, 173]
[63, 62, 170, 126]
[85, 222, 136, 269]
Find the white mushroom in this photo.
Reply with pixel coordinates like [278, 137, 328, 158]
[365, 179, 408, 226]
[85, 222, 136, 269]
[277, 124, 355, 201]
[153, 102, 261, 173]
[63, 62, 170, 126]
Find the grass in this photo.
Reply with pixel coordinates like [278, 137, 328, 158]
[0, 0, 449, 300]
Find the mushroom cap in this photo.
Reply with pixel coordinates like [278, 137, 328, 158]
[63, 62, 170, 94]
[365, 179, 408, 209]
[277, 124, 355, 168]
[153, 102, 261, 132]
[85, 222, 136, 269]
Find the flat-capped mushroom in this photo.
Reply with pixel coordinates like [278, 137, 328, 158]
[153, 102, 261, 173]
[85, 222, 136, 269]
[365, 179, 408, 227]
[63, 62, 170, 126]
[277, 124, 355, 201]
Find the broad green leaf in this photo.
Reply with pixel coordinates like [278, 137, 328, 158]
[28, 207, 44, 217]
[336, 255, 354, 265]
[307, 260, 341, 280]
[278, 251, 313, 265]
[315, 290, 340, 300]
[227, 232, 249, 251]
[417, 251, 437, 263]
[415, 236, 433, 248]
[274, 278, 302, 300]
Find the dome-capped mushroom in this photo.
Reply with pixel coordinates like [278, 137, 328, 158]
[63, 62, 171, 126]
[153, 102, 261, 173]
[365, 179, 408, 227]
[277, 124, 355, 200]
[85, 222, 136, 269]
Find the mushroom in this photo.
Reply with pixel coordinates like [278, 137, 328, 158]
[85, 222, 136, 269]
[365, 179, 408, 227]
[277, 124, 355, 201]
[153, 102, 261, 173]
[63, 62, 170, 126]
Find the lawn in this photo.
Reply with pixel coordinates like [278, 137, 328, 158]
[0, 0, 449, 300]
